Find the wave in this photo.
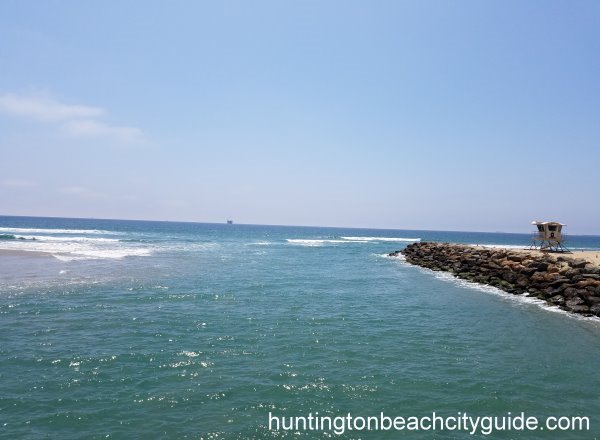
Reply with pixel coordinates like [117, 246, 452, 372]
[0, 227, 120, 235]
[341, 236, 421, 242]
[377, 252, 406, 261]
[0, 233, 151, 261]
[286, 239, 353, 246]
[0, 234, 40, 241]
[286, 236, 421, 246]
[13, 235, 120, 243]
[51, 248, 153, 262]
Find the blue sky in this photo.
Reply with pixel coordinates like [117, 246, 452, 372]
[1, 1, 599, 233]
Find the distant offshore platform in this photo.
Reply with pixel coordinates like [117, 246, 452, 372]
[226, 220, 233, 225]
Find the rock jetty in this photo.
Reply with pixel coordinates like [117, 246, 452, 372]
[389, 242, 600, 317]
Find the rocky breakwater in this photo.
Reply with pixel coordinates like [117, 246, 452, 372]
[389, 242, 600, 318]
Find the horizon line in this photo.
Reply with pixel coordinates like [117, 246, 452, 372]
[1, 214, 598, 237]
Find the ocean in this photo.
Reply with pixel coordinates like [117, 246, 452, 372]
[1, 216, 599, 439]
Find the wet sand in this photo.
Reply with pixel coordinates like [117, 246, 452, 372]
[0, 249, 67, 284]
[0, 249, 55, 258]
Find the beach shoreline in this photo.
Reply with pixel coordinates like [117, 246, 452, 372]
[0, 248, 56, 258]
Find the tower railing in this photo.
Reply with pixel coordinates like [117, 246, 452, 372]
[530, 231, 569, 252]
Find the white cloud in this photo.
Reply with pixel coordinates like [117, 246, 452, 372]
[0, 92, 145, 144]
[0, 93, 104, 122]
[61, 119, 144, 143]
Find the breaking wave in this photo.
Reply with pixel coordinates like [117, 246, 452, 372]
[287, 236, 421, 246]
[0, 230, 150, 261]
[341, 236, 421, 242]
[0, 227, 120, 235]
[286, 239, 349, 246]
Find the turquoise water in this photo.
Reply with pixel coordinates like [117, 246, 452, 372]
[1, 216, 599, 439]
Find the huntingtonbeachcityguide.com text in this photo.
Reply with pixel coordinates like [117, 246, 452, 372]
[268, 411, 590, 436]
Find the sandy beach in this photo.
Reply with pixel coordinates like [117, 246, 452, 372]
[476, 246, 600, 268]
[561, 250, 600, 267]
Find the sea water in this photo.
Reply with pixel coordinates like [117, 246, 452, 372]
[0, 216, 599, 439]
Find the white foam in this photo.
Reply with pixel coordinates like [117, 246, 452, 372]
[0, 227, 120, 235]
[0, 234, 152, 261]
[377, 252, 406, 261]
[159, 242, 218, 252]
[179, 351, 200, 358]
[52, 248, 152, 261]
[286, 239, 355, 246]
[342, 236, 421, 242]
[14, 235, 120, 243]
[287, 237, 421, 246]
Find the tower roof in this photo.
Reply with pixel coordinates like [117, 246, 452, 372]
[531, 221, 566, 226]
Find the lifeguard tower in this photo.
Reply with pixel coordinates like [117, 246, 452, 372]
[530, 221, 568, 252]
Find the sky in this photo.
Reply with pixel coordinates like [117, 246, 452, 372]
[0, 1, 599, 234]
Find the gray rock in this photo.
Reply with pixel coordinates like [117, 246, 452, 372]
[520, 266, 537, 276]
[502, 272, 518, 283]
[536, 262, 549, 271]
[584, 265, 600, 274]
[570, 259, 588, 269]
[568, 304, 590, 314]
[565, 269, 582, 278]
[587, 296, 600, 304]
[566, 297, 585, 307]
[516, 275, 530, 287]
[544, 287, 564, 298]
[549, 277, 569, 287]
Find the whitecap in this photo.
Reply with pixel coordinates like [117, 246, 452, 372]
[179, 351, 200, 358]
[0, 227, 120, 235]
[14, 235, 120, 243]
[341, 236, 421, 242]
[51, 248, 153, 261]
[377, 252, 406, 261]
[286, 239, 351, 246]
[0, 234, 153, 261]
[286, 237, 421, 246]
